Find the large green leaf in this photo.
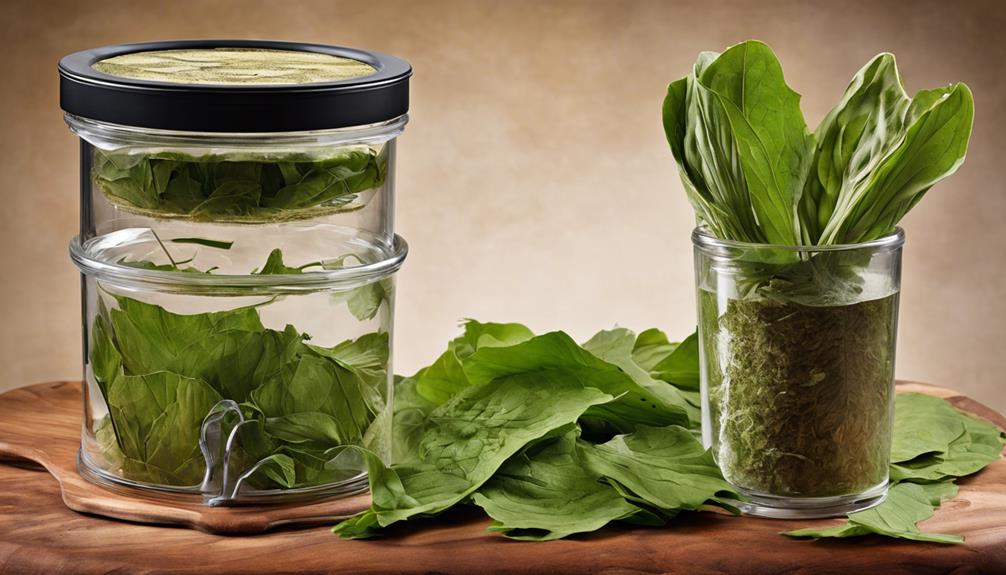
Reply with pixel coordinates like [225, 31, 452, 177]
[581, 328, 698, 427]
[109, 297, 263, 376]
[347, 280, 390, 321]
[695, 41, 811, 246]
[390, 376, 436, 464]
[464, 331, 690, 430]
[805, 54, 974, 245]
[472, 431, 641, 541]
[252, 355, 376, 446]
[175, 325, 303, 401]
[333, 376, 614, 537]
[414, 320, 535, 405]
[309, 331, 390, 392]
[649, 331, 700, 391]
[889, 393, 967, 463]
[452, 320, 535, 358]
[803, 62, 878, 233]
[629, 328, 679, 372]
[823, 82, 973, 244]
[784, 482, 962, 544]
[93, 147, 385, 222]
[663, 74, 735, 241]
[627, 329, 701, 420]
[89, 302, 122, 396]
[143, 373, 226, 483]
[580, 425, 739, 514]
[105, 371, 223, 485]
[798, 54, 910, 243]
[413, 344, 470, 405]
[93, 292, 389, 490]
[681, 51, 765, 243]
[890, 396, 1005, 482]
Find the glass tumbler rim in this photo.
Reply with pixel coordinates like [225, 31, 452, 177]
[691, 227, 905, 254]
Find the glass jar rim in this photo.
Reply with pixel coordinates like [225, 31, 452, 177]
[65, 113, 408, 149]
[69, 234, 408, 290]
[691, 227, 905, 253]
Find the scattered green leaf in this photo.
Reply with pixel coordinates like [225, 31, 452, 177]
[580, 425, 741, 516]
[784, 482, 963, 544]
[334, 323, 1002, 543]
[334, 374, 615, 537]
[472, 430, 642, 541]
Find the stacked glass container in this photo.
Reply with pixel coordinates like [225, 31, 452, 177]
[59, 40, 411, 505]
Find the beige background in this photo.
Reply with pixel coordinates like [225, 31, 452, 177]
[1, 0, 1004, 411]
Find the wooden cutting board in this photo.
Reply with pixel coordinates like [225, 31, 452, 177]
[0, 381, 369, 533]
[0, 380, 1003, 575]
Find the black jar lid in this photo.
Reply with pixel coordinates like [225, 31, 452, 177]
[59, 40, 411, 133]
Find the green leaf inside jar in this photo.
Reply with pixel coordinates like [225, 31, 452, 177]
[92, 146, 387, 223]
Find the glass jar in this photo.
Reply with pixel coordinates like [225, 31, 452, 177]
[693, 227, 904, 518]
[72, 234, 406, 504]
[60, 40, 411, 506]
[70, 116, 404, 261]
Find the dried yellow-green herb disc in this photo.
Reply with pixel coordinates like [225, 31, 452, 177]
[62, 41, 410, 130]
[93, 48, 375, 85]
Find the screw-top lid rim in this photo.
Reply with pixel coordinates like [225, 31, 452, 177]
[59, 39, 411, 133]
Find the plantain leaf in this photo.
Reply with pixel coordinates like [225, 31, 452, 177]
[799, 54, 911, 244]
[464, 331, 691, 431]
[472, 431, 642, 541]
[696, 41, 811, 246]
[333, 322, 1004, 543]
[414, 320, 535, 405]
[784, 482, 963, 544]
[820, 83, 973, 244]
[665, 42, 973, 247]
[581, 328, 699, 427]
[90, 292, 390, 490]
[580, 425, 740, 515]
[93, 146, 385, 223]
[333, 375, 615, 537]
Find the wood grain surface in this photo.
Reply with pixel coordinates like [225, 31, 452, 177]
[0, 380, 1003, 575]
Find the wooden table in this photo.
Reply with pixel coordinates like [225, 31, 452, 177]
[0, 381, 1004, 575]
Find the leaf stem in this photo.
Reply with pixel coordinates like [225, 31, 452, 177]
[150, 229, 179, 269]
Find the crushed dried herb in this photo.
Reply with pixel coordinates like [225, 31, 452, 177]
[700, 289, 898, 497]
